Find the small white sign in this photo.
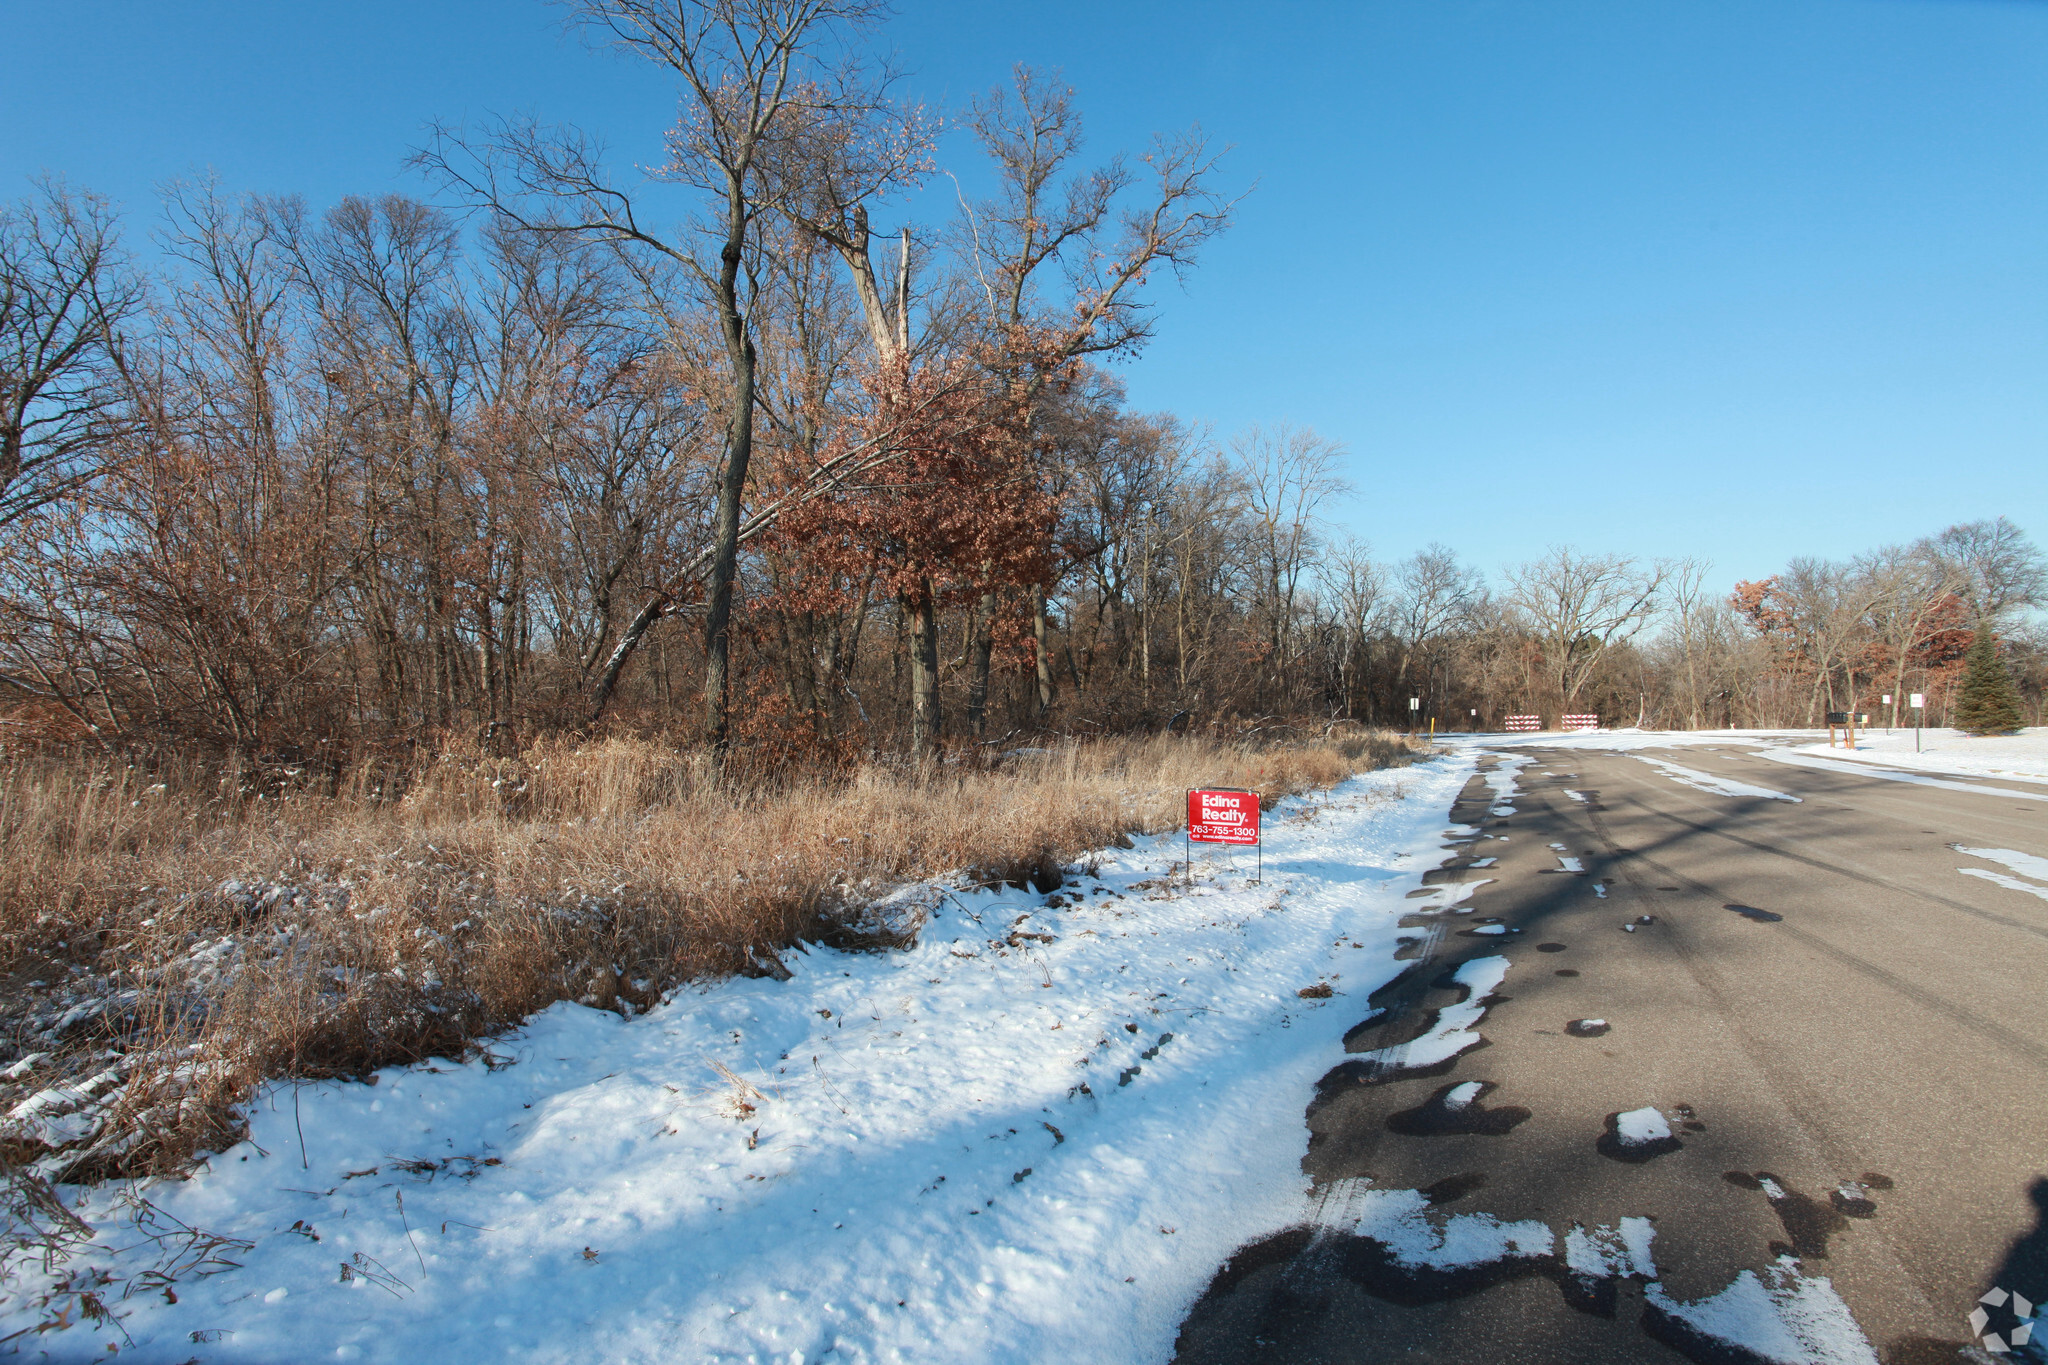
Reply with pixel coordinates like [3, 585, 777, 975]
[1909, 692, 1925, 708]
[1408, 697, 1419, 710]
[1882, 694, 1892, 705]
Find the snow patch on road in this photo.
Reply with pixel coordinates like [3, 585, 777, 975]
[1317, 1180, 1553, 1269]
[1633, 755, 1802, 802]
[1412, 877, 1491, 912]
[1956, 846, 2048, 884]
[1646, 1257, 1880, 1365]
[1614, 1107, 1672, 1145]
[1351, 956, 1511, 1075]
[1955, 847, 2048, 903]
[1479, 754, 1531, 803]
[1565, 1217, 1657, 1280]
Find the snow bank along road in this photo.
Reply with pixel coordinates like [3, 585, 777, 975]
[1177, 739, 2048, 1364]
[6, 742, 2042, 1363]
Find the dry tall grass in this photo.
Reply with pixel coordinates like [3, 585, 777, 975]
[0, 730, 1422, 1179]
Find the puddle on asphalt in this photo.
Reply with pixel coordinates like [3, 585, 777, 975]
[1420, 1171, 1488, 1205]
[1724, 1172, 1849, 1258]
[1725, 903, 1784, 922]
[1386, 1081, 1531, 1136]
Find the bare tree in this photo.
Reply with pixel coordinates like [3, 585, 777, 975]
[776, 81, 936, 367]
[416, 0, 887, 745]
[1318, 536, 1384, 719]
[0, 179, 143, 528]
[1231, 421, 1347, 706]
[1391, 545, 1482, 714]
[1505, 547, 1667, 714]
[1856, 542, 1959, 728]
[1931, 517, 2046, 626]
[1661, 556, 1715, 728]
[1763, 558, 1880, 722]
[955, 66, 1240, 729]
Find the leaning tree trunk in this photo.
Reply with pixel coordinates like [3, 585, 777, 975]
[701, 176, 758, 753]
[701, 337, 755, 751]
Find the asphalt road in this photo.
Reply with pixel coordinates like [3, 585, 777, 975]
[1172, 741, 2048, 1365]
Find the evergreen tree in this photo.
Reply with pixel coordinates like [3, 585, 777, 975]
[1953, 629, 2026, 735]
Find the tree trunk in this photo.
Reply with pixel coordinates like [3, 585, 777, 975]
[1031, 587, 1055, 715]
[966, 588, 996, 735]
[908, 579, 940, 756]
[702, 196, 758, 752]
[590, 589, 671, 719]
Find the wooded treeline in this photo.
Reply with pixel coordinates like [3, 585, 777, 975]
[2, 1, 2040, 770]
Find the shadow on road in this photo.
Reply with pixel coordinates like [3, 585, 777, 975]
[1172, 750, 2029, 1365]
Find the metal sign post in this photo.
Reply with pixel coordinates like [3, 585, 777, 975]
[1910, 693, 1924, 753]
[1408, 697, 1419, 734]
[1187, 788, 1262, 883]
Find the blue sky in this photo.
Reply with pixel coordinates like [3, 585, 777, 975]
[4, 0, 2042, 586]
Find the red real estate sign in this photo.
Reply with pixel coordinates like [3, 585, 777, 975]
[1188, 789, 1260, 845]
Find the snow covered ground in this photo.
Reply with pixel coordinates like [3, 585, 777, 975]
[1779, 726, 2048, 785]
[1754, 748, 2048, 801]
